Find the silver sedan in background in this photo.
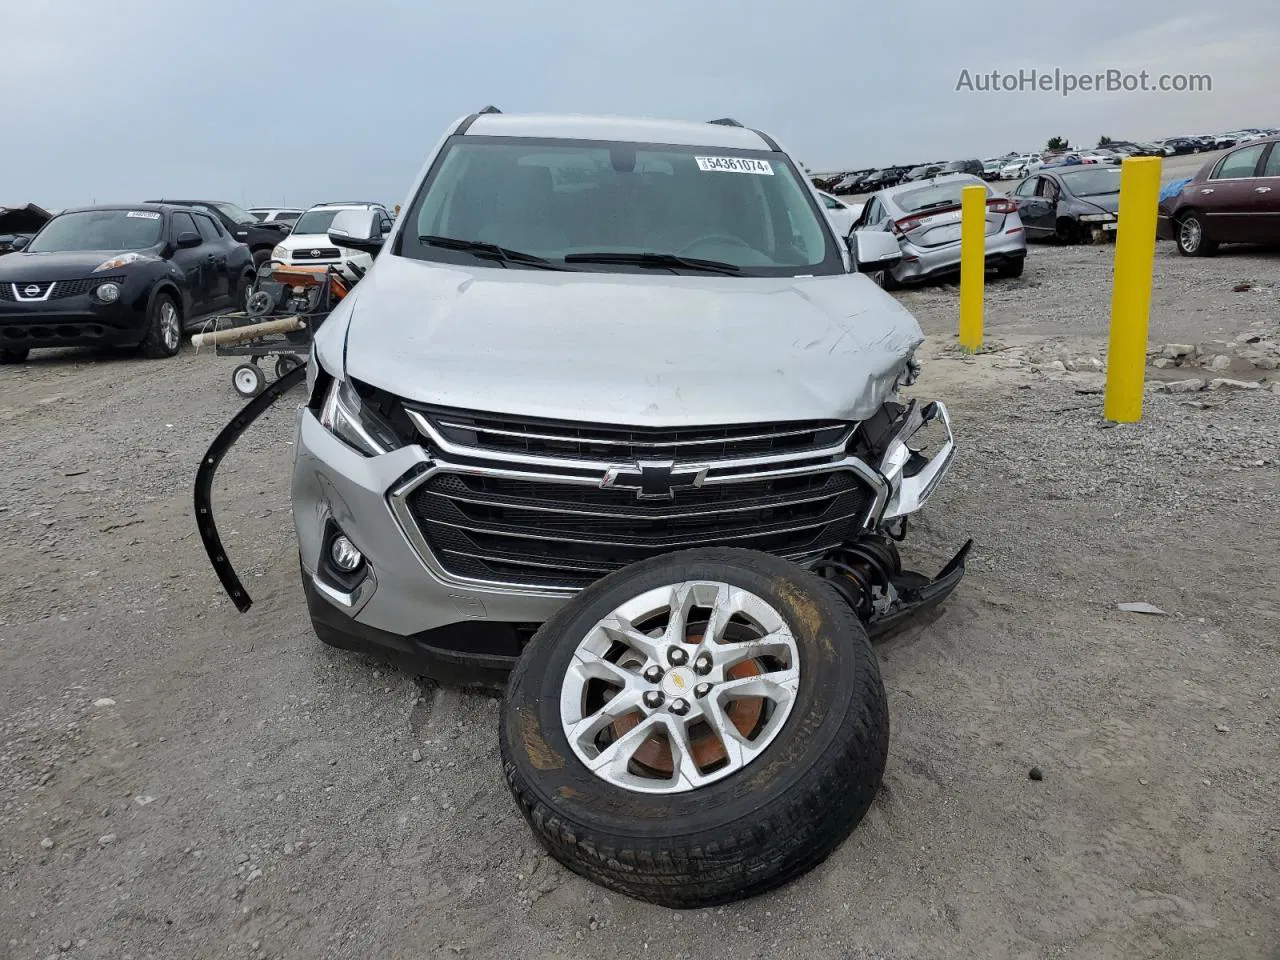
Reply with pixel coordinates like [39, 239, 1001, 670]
[851, 174, 1028, 288]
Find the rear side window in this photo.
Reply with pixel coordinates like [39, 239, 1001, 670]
[1261, 146, 1280, 178]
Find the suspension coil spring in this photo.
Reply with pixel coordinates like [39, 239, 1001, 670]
[813, 536, 902, 621]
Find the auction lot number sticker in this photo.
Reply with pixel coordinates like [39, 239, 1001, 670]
[696, 156, 774, 175]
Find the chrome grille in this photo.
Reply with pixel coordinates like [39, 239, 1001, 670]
[392, 409, 878, 590]
[290, 247, 341, 261]
[417, 406, 851, 463]
[0, 276, 125, 301]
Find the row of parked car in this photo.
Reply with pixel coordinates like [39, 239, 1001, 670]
[810, 133, 1280, 289]
[0, 198, 395, 363]
[819, 127, 1280, 197]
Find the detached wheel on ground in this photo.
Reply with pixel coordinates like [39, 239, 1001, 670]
[139, 293, 182, 359]
[499, 547, 889, 908]
[1176, 213, 1218, 257]
[232, 363, 266, 397]
[0, 347, 30, 364]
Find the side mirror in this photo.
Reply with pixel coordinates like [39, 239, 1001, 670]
[176, 231, 202, 249]
[848, 230, 902, 273]
[328, 208, 384, 256]
[11, 235, 29, 250]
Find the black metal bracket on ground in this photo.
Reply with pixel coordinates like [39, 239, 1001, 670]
[865, 538, 974, 639]
[193, 364, 308, 613]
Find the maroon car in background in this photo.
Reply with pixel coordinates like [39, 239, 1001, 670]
[1159, 135, 1280, 255]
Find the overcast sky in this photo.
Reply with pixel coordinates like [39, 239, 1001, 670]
[3, 0, 1275, 209]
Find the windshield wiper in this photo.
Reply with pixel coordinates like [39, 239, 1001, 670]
[418, 235, 570, 270]
[912, 199, 963, 213]
[564, 251, 741, 275]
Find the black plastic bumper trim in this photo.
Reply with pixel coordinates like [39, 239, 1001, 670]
[194, 364, 308, 612]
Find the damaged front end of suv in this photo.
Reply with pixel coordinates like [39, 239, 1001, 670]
[193, 109, 975, 909]
[195, 111, 970, 688]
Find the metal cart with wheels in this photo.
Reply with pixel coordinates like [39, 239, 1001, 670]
[194, 263, 353, 397]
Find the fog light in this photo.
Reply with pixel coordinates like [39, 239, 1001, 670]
[95, 282, 121, 303]
[329, 535, 363, 572]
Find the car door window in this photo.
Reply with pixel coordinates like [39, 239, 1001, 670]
[862, 198, 883, 225]
[820, 194, 840, 209]
[194, 214, 220, 243]
[1212, 145, 1266, 180]
[1261, 145, 1280, 178]
[171, 212, 199, 242]
[1034, 177, 1058, 199]
[1014, 178, 1038, 198]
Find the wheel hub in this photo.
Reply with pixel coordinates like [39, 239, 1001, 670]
[659, 667, 696, 699]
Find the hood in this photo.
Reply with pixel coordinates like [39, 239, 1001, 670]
[342, 256, 924, 426]
[0, 249, 161, 281]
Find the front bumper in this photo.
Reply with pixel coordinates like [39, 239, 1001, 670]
[196, 374, 961, 684]
[272, 255, 364, 282]
[0, 291, 149, 350]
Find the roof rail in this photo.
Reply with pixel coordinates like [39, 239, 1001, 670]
[457, 106, 502, 136]
[707, 117, 743, 127]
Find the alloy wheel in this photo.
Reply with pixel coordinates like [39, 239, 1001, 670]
[559, 580, 801, 795]
[1179, 217, 1201, 253]
[160, 302, 180, 352]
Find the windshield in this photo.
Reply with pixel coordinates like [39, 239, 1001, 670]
[1059, 168, 1122, 196]
[27, 210, 163, 252]
[292, 209, 344, 235]
[398, 137, 840, 276]
[214, 202, 257, 225]
[893, 180, 991, 213]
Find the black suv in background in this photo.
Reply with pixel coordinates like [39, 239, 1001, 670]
[0, 203, 254, 363]
[146, 199, 288, 267]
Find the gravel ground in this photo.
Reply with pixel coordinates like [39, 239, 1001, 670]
[1, 241, 1277, 960]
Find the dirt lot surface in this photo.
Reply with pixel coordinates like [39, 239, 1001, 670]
[2, 240, 1278, 960]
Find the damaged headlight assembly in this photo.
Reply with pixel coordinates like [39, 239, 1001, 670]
[317, 376, 399, 456]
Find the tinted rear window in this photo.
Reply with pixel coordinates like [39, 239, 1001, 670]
[894, 181, 991, 213]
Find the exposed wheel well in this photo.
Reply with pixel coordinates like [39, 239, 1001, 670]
[150, 282, 183, 318]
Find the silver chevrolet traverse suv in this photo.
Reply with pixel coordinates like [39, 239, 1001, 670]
[288, 110, 958, 686]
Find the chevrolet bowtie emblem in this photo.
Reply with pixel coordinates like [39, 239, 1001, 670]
[601, 460, 708, 500]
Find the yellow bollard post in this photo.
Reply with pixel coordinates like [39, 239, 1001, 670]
[958, 184, 986, 351]
[1104, 155, 1163, 422]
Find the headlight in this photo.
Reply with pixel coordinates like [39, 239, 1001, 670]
[318, 377, 398, 456]
[93, 252, 146, 272]
[896, 348, 921, 388]
[94, 282, 121, 303]
[1079, 213, 1115, 222]
[271, 244, 287, 259]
